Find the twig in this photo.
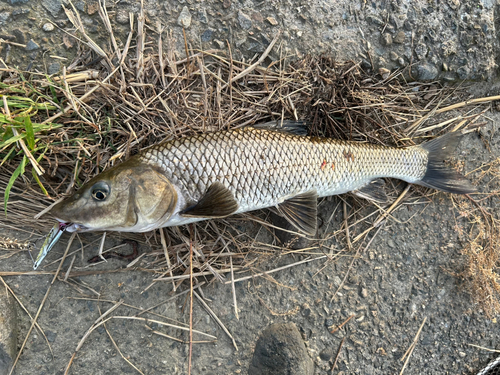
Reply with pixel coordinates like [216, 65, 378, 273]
[193, 291, 238, 350]
[331, 337, 345, 374]
[223, 31, 281, 88]
[400, 317, 427, 375]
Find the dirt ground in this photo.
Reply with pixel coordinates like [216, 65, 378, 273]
[1, 0, 500, 374]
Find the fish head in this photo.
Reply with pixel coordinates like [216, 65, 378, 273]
[51, 157, 178, 232]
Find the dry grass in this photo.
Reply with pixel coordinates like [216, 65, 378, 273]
[0, 0, 498, 339]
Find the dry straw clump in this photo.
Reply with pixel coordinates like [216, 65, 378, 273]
[0, 1, 498, 316]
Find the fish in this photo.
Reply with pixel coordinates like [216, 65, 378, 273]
[35, 121, 476, 268]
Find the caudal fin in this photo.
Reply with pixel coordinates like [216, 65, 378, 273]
[416, 132, 476, 194]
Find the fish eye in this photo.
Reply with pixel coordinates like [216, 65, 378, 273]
[91, 182, 110, 202]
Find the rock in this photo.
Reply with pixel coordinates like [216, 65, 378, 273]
[414, 42, 428, 60]
[238, 11, 252, 30]
[12, 29, 24, 43]
[412, 62, 439, 81]
[0, 12, 10, 27]
[389, 51, 399, 61]
[381, 33, 392, 46]
[251, 11, 263, 23]
[42, 23, 55, 32]
[319, 348, 334, 361]
[48, 62, 60, 75]
[387, 239, 396, 248]
[116, 9, 128, 24]
[393, 30, 405, 44]
[248, 323, 314, 375]
[86, 1, 99, 15]
[198, 8, 208, 24]
[42, 0, 63, 17]
[201, 29, 213, 42]
[26, 40, 40, 51]
[457, 65, 470, 80]
[177, 6, 192, 28]
[0, 287, 17, 374]
[361, 288, 368, 298]
[11, 8, 30, 18]
[223, 0, 231, 8]
[266, 16, 278, 26]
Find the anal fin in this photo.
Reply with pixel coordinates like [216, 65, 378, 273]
[353, 179, 388, 204]
[181, 182, 238, 218]
[276, 190, 318, 236]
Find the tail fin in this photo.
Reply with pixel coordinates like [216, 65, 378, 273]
[415, 132, 476, 194]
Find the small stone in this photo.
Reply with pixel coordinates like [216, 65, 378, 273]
[442, 62, 448, 71]
[379, 68, 390, 79]
[414, 43, 428, 60]
[397, 57, 405, 66]
[48, 62, 60, 75]
[177, 6, 192, 28]
[42, 23, 55, 32]
[213, 39, 225, 48]
[12, 29, 25, 43]
[458, 351, 466, 358]
[319, 348, 334, 361]
[389, 51, 399, 61]
[251, 11, 263, 23]
[26, 40, 40, 51]
[86, 1, 99, 15]
[46, 330, 57, 343]
[457, 65, 470, 80]
[223, 0, 231, 8]
[116, 9, 129, 24]
[43, 0, 63, 17]
[201, 29, 214, 42]
[0, 12, 10, 27]
[11, 8, 30, 18]
[387, 239, 396, 248]
[360, 58, 372, 70]
[75, 0, 85, 12]
[393, 30, 405, 44]
[248, 323, 314, 375]
[238, 11, 252, 30]
[361, 288, 368, 298]
[198, 8, 208, 24]
[381, 33, 392, 46]
[412, 62, 439, 81]
[266, 16, 278, 26]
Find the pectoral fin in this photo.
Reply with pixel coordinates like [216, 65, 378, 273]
[352, 179, 388, 204]
[181, 182, 239, 218]
[276, 190, 318, 236]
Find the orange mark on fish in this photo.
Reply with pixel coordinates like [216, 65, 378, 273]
[320, 159, 327, 170]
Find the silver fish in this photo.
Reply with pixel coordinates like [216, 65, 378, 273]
[44, 121, 474, 249]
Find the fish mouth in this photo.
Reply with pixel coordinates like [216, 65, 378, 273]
[56, 219, 91, 232]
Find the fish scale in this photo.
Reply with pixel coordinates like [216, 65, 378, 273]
[139, 127, 428, 214]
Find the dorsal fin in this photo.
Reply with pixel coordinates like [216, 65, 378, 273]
[181, 182, 238, 218]
[276, 190, 318, 236]
[250, 120, 308, 136]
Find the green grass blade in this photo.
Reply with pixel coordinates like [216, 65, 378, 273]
[4, 155, 27, 216]
[24, 116, 35, 150]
